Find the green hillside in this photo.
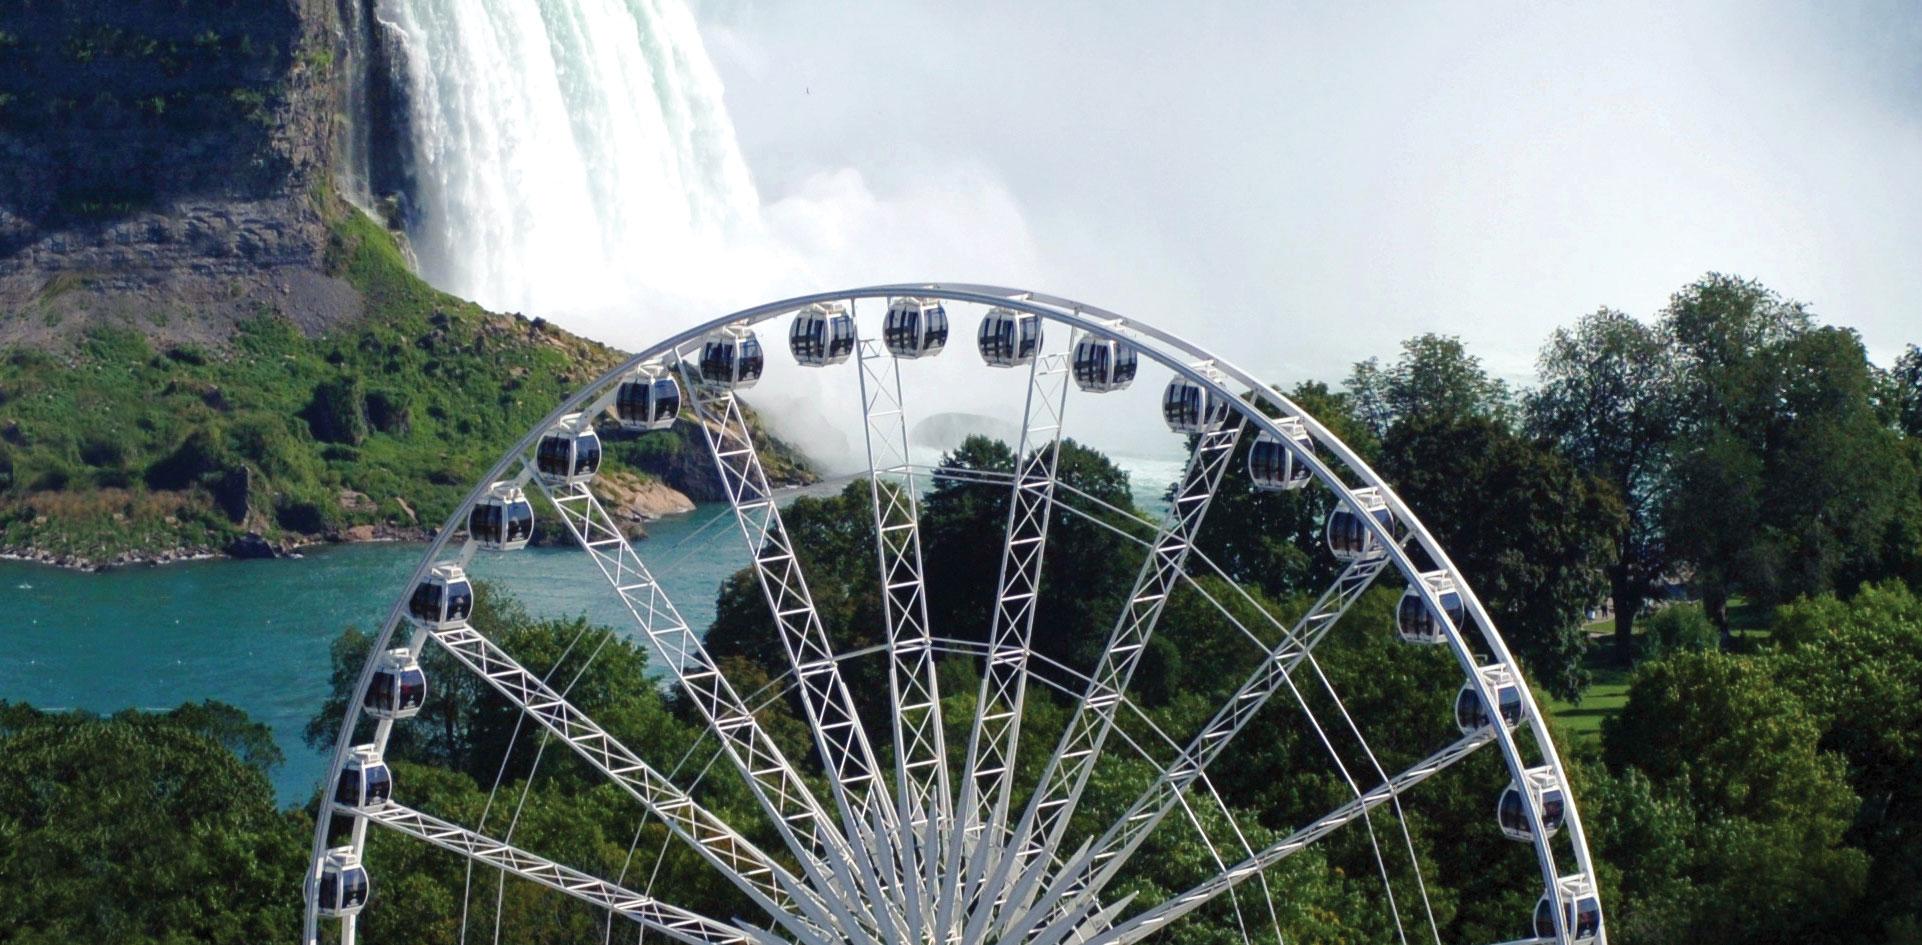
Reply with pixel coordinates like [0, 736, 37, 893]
[0, 197, 810, 566]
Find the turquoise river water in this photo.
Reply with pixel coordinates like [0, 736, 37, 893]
[0, 505, 750, 804]
[0, 461, 1181, 805]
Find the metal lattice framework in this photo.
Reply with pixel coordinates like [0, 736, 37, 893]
[304, 285, 1606, 945]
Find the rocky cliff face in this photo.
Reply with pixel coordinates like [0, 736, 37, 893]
[0, 0, 362, 347]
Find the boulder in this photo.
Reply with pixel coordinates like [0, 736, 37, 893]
[227, 532, 277, 559]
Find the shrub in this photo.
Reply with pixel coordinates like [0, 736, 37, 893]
[272, 494, 330, 534]
[144, 426, 228, 491]
[1642, 603, 1718, 659]
[365, 387, 412, 435]
[302, 375, 367, 445]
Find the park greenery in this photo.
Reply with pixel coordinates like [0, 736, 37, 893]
[1, 272, 1919, 943]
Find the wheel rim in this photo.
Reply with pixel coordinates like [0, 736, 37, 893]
[303, 284, 1606, 945]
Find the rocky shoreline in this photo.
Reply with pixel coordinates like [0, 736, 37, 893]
[0, 473, 699, 573]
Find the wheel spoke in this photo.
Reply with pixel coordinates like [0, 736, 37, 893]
[947, 350, 1072, 939]
[359, 802, 776, 945]
[1078, 731, 1494, 945]
[1003, 554, 1389, 942]
[420, 620, 862, 944]
[986, 416, 1243, 935]
[676, 362, 911, 940]
[856, 331, 949, 930]
[529, 472, 885, 938]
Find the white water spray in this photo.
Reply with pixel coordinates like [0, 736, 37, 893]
[376, 0, 764, 320]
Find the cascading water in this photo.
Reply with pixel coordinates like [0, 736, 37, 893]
[370, 0, 764, 321]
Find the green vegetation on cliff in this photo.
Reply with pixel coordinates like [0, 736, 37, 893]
[0, 202, 811, 565]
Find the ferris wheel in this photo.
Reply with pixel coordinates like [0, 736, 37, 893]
[303, 284, 1606, 945]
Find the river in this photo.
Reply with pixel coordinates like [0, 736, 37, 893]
[0, 459, 1181, 805]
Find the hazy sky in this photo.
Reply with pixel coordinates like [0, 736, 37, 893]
[688, 1, 1920, 389]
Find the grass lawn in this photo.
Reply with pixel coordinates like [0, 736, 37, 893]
[1548, 621, 1632, 742]
[1548, 659, 1631, 742]
[1549, 598, 1774, 742]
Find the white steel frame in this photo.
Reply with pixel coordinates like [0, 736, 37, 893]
[305, 284, 1604, 945]
[856, 320, 951, 930]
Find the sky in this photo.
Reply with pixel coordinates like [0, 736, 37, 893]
[686, 0, 1921, 393]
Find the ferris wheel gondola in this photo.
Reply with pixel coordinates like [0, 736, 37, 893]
[1499, 767, 1568, 842]
[884, 297, 949, 358]
[1163, 375, 1231, 433]
[792, 302, 857, 366]
[361, 648, 425, 721]
[614, 363, 680, 431]
[1247, 417, 1315, 490]
[1072, 330, 1139, 392]
[406, 563, 472, 630]
[1397, 571, 1463, 645]
[698, 325, 765, 389]
[1536, 875, 1604, 944]
[980, 307, 1044, 367]
[315, 849, 369, 918]
[335, 746, 393, 811]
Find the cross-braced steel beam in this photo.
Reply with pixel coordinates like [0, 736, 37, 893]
[975, 419, 1244, 940]
[532, 473, 890, 938]
[360, 802, 769, 945]
[1076, 731, 1494, 945]
[856, 334, 950, 934]
[675, 359, 911, 940]
[420, 618, 857, 945]
[943, 351, 1072, 942]
[1002, 554, 1391, 942]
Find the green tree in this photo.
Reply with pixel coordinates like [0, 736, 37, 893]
[0, 704, 307, 944]
[1601, 651, 1869, 943]
[1527, 309, 1682, 661]
[1771, 583, 1922, 936]
[1346, 333, 1512, 438]
[1636, 603, 1715, 661]
[1889, 344, 1922, 438]
[1659, 275, 1915, 630]
[1382, 414, 1620, 698]
[917, 435, 1144, 671]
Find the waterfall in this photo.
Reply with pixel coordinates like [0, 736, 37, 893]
[372, 0, 763, 320]
[336, 0, 376, 208]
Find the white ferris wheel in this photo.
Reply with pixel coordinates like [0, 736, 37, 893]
[304, 284, 1606, 945]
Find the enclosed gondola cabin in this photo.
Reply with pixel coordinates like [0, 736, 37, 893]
[790, 303, 856, 366]
[698, 326, 766, 390]
[1397, 572, 1463, 645]
[364, 648, 427, 721]
[1072, 332, 1139, 392]
[406, 563, 473, 631]
[470, 482, 534, 551]
[336, 745, 393, 811]
[317, 848, 371, 917]
[1325, 487, 1393, 560]
[884, 298, 949, 359]
[1498, 768, 1567, 842]
[1455, 666, 1525, 735]
[1163, 376, 1231, 434]
[615, 365, 680, 432]
[1249, 418, 1315, 490]
[1533, 875, 1602, 944]
[979, 307, 1043, 367]
[536, 414, 602, 487]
